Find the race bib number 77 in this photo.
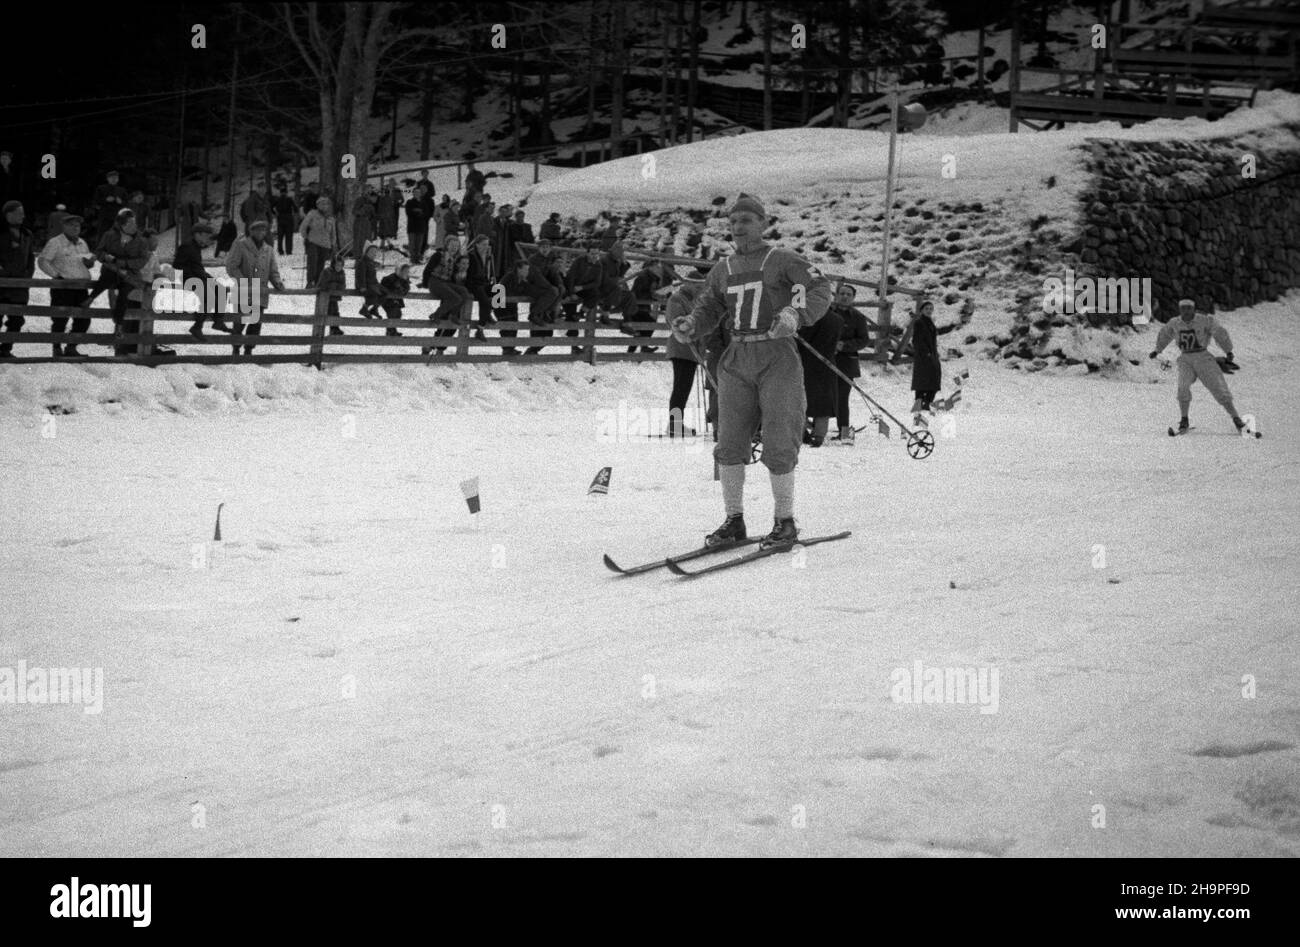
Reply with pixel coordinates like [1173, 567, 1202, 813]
[726, 281, 763, 331]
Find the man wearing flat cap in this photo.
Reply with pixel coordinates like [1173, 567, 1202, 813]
[224, 219, 284, 356]
[37, 213, 96, 356]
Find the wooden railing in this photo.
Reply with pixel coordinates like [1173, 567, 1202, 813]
[0, 278, 672, 368]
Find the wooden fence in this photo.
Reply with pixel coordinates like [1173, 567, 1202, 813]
[0, 278, 672, 368]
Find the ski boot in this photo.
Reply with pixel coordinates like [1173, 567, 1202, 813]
[706, 513, 746, 547]
[833, 426, 855, 447]
[760, 517, 799, 550]
[1179, 417, 1190, 433]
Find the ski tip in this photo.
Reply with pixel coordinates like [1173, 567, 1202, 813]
[602, 554, 624, 574]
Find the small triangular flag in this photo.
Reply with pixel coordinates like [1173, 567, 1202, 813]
[459, 477, 481, 514]
[877, 417, 891, 438]
[213, 502, 224, 541]
[588, 466, 612, 495]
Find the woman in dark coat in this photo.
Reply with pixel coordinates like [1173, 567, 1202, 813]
[829, 282, 872, 445]
[895, 298, 941, 424]
[797, 303, 843, 447]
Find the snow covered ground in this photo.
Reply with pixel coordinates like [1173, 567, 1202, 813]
[3, 292, 1298, 857]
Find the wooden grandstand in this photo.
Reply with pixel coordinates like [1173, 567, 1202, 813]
[1009, 0, 1300, 130]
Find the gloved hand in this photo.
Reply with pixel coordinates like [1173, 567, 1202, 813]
[670, 313, 696, 344]
[767, 306, 800, 339]
[1217, 354, 1239, 374]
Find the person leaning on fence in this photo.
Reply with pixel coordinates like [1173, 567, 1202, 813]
[91, 208, 150, 333]
[174, 221, 231, 340]
[225, 220, 285, 357]
[300, 196, 338, 288]
[464, 233, 498, 342]
[828, 282, 871, 445]
[316, 253, 347, 337]
[420, 235, 473, 357]
[104, 227, 158, 357]
[356, 243, 382, 318]
[599, 241, 639, 327]
[37, 213, 97, 357]
[0, 200, 36, 358]
[378, 263, 411, 338]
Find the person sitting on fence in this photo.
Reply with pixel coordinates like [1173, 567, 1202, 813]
[174, 221, 231, 341]
[627, 259, 674, 355]
[378, 263, 410, 338]
[37, 212, 96, 357]
[566, 243, 605, 322]
[90, 208, 150, 333]
[421, 235, 472, 356]
[316, 253, 347, 337]
[465, 234, 498, 344]
[225, 219, 285, 357]
[0, 199, 36, 359]
[599, 241, 638, 328]
[500, 258, 559, 357]
[356, 243, 382, 318]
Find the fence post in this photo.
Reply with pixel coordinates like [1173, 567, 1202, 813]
[310, 289, 329, 369]
[534, 157, 539, 184]
[584, 307, 597, 366]
[137, 287, 154, 356]
[456, 322, 470, 358]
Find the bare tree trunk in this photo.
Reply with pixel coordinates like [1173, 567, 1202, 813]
[419, 68, 434, 161]
[672, 0, 684, 144]
[586, 1, 600, 138]
[660, 5, 670, 144]
[763, 1, 773, 130]
[836, 4, 852, 126]
[539, 61, 553, 146]
[611, 1, 626, 156]
[511, 56, 522, 158]
[740, 0, 749, 29]
[223, 7, 241, 218]
[977, 22, 986, 96]
[686, 0, 701, 142]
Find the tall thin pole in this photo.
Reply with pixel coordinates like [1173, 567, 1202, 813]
[763, 1, 773, 130]
[174, 71, 187, 241]
[660, 3, 670, 144]
[686, 0, 701, 142]
[876, 85, 899, 364]
[224, 6, 242, 218]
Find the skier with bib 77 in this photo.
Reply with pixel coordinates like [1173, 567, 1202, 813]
[670, 193, 833, 550]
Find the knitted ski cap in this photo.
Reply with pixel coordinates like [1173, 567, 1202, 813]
[1178, 298, 1195, 307]
[728, 193, 766, 219]
[248, 219, 269, 231]
[2, 200, 21, 215]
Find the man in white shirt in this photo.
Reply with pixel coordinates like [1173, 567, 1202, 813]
[37, 214, 95, 357]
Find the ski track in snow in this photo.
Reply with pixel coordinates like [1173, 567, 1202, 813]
[2, 301, 1299, 857]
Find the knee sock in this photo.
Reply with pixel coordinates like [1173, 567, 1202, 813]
[720, 464, 745, 517]
[770, 471, 794, 520]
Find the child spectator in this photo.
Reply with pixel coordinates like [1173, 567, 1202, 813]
[355, 243, 382, 318]
[378, 262, 410, 337]
[317, 253, 347, 336]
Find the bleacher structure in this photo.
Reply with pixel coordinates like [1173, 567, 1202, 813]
[1010, 0, 1300, 130]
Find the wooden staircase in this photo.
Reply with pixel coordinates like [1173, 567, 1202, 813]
[1011, 0, 1300, 130]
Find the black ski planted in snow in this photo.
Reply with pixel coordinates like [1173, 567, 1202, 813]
[603, 538, 762, 576]
[665, 531, 852, 578]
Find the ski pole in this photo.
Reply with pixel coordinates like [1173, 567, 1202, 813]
[794, 335, 934, 459]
